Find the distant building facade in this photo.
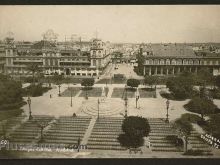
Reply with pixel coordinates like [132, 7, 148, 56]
[2, 37, 111, 77]
[140, 43, 220, 76]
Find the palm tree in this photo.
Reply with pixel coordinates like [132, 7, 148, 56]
[26, 63, 41, 86]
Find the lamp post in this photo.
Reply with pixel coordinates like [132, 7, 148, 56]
[165, 99, 170, 123]
[58, 84, 61, 96]
[85, 86, 88, 100]
[70, 89, 73, 107]
[135, 88, 139, 108]
[124, 85, 128, 117]
[98, 98, 100, 120]
[27, 96, 33, 120]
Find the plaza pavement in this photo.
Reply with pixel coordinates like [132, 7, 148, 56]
[21, 83, 211, 122]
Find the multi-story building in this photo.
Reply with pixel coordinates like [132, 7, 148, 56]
[89, 38, 111, 74]
[3, 37, 111, 77]
[0, 42, 6, 73]
[140, 43, 220, 76]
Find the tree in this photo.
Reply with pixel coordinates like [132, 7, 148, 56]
[196, 67, 213, 87]
[26, 63, 41, 85]
[81, 78, 95, 99]
[81, 78, 95, 88]
[51, 74, 64, 85]
[127, 79, 140, 88]
[118, 116, 150, 148]
[144, 76, 158, 89]
[214, 75, 220, 89]
[206, 114, 220, 139]
[173, 118, 193, 152]
[166, 76, 193, 100]
[0, 74, 24, 111]
[134, 52, 145, 75]
[184, 97, 218, 120]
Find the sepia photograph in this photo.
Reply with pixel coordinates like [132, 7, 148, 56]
[0, 5, 220, 158]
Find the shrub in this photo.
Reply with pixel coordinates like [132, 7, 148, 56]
[180, 113, 202, 124]
[184, 97, 219, 119]
[127, 79, 140, 88]
[203, 114, 220, 139]
[23, 84, 52, 97]
[81, 78, 95, 88]
[118, 116, 150, 148]
[166, 76, 194, 100]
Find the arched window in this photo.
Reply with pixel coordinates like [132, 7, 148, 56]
[171, 59, 176, 65]
[166, 59, 170, 65]
[189, 60, 193, 65]
[160, 59, 165, 65]
[183, 59, 188, 65]
[177, 59, 182, 65]
[194, 59, 199, 65]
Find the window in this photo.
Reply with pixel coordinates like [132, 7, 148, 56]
[183, 60, 188, 65]
[166, 59, 170, 65]
[154, 59, 159, 65]
[160, 60, 165, 65]
[171, 59, 176, 65]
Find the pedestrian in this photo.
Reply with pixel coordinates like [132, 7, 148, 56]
[50, 94, 52, 98]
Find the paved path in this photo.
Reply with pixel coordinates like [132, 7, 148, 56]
[75, 90, 82, 98]
[81, 117, 97, 145]
[107, 86, 114, 98]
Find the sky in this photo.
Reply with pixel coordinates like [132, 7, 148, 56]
[0, 5, 220, 43]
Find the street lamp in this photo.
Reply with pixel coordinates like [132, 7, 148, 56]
[27, 96, 33, 120]
[97, 98, 100, 120]
[135, 88, 139, 108]
[165, 99, 170, 123]
[58, 84, 61, 96]
[124, 85, 128, 117]
[85, 86, 88, 100]
[70, 89, 73, 107]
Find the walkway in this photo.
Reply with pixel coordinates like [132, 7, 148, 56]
[81, 117, 97, 145]
[107, 86, 114, 98]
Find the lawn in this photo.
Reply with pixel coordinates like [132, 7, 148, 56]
[96, 78, 127, 84]
[60, 87, 81, 97]
[111, 87, 135, 98]
[138, 88, 156, 98]
[79, 87, 103, 97]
